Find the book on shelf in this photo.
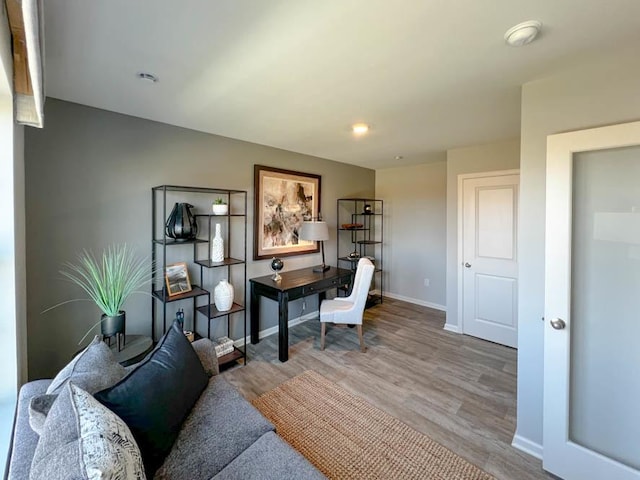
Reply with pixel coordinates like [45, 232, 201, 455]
[214, 336, 235, 357]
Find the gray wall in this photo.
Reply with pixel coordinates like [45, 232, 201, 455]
[25, 99, 375, 380]
[445, 139, 520, 331]
[375, 160, 447, 308]
[516, 46, 640, 451]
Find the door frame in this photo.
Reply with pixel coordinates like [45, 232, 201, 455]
[457, 169, 520, 332]
[544, 120, 640, 479]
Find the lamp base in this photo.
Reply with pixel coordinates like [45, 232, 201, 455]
[313, 264, 330, 273]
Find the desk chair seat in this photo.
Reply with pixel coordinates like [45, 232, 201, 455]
[319, 258, 375, 352]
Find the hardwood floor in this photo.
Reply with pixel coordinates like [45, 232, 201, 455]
[223, 298, 553, 480]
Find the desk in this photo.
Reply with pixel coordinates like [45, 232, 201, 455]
[250, 266, 352, 362]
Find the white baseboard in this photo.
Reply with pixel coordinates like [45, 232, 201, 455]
[234, 311, 318, 348]
[443, 323, 461, 334]
[511, 434, 543, 460]
[381, 291, 446, 312]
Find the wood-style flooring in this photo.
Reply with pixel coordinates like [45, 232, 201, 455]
[223, 298, 553, 480]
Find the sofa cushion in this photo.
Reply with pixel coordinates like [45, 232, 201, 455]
[212, 431, 325, 480]
[7, 380, 51, 480]
[153, 376, 274, 480]
[95, 320, 208, 477]
[191, 338, 219, 376]
[46, 335, 127, 395]
[30, 383, 146, 480]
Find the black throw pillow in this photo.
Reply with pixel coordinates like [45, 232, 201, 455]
[95, 320, 208, 476]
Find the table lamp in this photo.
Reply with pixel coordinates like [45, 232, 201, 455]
[299, 219, 330, 272]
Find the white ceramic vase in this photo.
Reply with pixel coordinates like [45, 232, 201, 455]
[214, 279, 234, 311]
[212, 204, 228, 215]
[211, 223, 224, 262]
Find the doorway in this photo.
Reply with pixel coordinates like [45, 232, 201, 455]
[458, 170, 520, 348]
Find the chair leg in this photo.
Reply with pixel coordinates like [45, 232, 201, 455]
[320, 322, 326, 350]
[357, 324, 366, 352]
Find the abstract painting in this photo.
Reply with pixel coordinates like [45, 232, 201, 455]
[254, 165, 321, 260]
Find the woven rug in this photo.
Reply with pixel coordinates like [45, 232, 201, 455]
[252, 370, 494, 480]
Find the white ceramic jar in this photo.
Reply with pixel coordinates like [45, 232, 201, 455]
[214, 279, 234, 311]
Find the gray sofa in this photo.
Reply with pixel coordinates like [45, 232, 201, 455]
[6, 341, 324, 480]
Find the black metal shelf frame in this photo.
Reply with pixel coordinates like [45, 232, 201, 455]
[151, 185, 248, 368]
[336, 198, 384, 305]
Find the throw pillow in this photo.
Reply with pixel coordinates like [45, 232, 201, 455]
[94, 320, 208, 476]
[28, 394, 57, 436]
[30, 382, 146, 480]
[46, 335, 127, 395]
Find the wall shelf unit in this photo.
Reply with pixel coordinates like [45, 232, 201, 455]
[336, 198, 384, 306]
[151, 185, 248, 368]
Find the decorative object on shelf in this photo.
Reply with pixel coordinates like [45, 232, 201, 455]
[183, 330, 195, 342]
[348, 250, 361, 259]
[165, 262, 192, 296]
[363, 204, 373, 215]
[43, 244, 150, 351]
[341, 223, 363, 230]
[212, 198, 228, 215]
[214, 279, 234, 312]
[211, 223, 225, 262]
[253, 165, 321, 260]
[214, 336, 235, 357]
[299, 219, 330, 272]
[175, 308, 185, 324]
[165, 203, 198, 241]
[270, 257, 284, 281]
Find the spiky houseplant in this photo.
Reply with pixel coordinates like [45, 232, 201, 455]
[51, 244, 150, 347]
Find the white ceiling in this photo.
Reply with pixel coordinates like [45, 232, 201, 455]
[44, 1, 640, 169]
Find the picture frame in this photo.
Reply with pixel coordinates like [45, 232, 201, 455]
[254, 165, 321, 260]
[165, 262, 192, 296]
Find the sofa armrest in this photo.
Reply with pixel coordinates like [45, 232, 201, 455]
[6, 379, 52, 480]
[192, 338, 219, 377]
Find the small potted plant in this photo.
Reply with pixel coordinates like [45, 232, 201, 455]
[45, 244, 151, 349]
[212, 198, 228, 215]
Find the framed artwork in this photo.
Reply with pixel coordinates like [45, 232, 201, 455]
[165, 262, 192, 296]
[254, 165, 321, 260]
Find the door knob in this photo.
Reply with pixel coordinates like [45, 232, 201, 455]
[464, 262, 472, 268]
[550, 318, 566, 330]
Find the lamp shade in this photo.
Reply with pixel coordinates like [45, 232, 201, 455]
[299, 221, 329, 241]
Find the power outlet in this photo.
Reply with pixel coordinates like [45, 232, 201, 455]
[424, 278, 430, 287]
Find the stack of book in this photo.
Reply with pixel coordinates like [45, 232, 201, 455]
[214, 336, 235, 357]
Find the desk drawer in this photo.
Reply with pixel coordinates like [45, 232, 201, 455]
[301, 275, 351, 295]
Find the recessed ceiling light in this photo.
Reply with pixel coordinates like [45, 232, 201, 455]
[352, 123, 369, 135]
[504, 20, 542, 47]
[137, 72, 159, 83]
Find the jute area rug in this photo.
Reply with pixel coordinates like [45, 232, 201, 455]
[252, 370, 494, 480]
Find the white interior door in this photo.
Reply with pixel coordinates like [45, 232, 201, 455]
[461, 172, 519, 348]
[544, 121, 640, 480]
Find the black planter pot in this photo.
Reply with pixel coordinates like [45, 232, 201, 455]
[101, 311, 126, 351]
[165, 202, 198, 241]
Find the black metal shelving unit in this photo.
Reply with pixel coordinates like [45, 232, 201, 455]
[336, 198, 384, 306]
[151, 185, 248, 368]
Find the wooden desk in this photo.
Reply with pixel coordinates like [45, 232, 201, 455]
[250, 266, 352, 362]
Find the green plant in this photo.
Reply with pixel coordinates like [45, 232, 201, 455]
[213, 197, 227, 205]
[45, 244, 151, 342]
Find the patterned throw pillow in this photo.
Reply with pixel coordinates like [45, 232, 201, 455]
[30, 382, 146, 480]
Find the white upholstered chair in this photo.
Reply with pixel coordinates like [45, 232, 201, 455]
[319, 257, 375, 352]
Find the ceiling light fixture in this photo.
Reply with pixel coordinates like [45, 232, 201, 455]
[394, 155, 403, 160]
[352, 123, 369, 135]
[137, 72, 159, 83]
[504, 20, 542, 47]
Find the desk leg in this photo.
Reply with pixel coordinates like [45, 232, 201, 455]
[278, 291, 289, 362]
[250, 284, 260, 344]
